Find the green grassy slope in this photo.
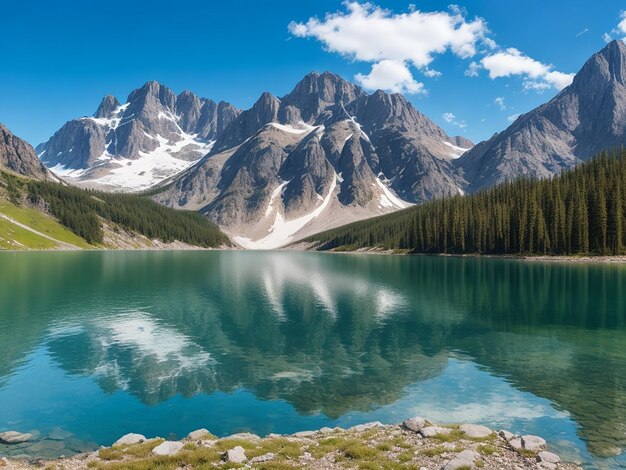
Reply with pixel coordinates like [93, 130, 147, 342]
[0, 171, 230, 250]
[0, 201, 93, 249]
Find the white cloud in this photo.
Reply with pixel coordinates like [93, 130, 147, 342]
[619, 11, 626, 35]
[442, 112, 456, 123]
[355, 60, 425, 94]
[465, 61, 480, 77]
[494, 97, 506, 110]
[481, 48, 574, 91]
[442, 112, 466, 128]
[289, 1, 490, 93]
[289, 2, 573, 95]
[602, 11, 626, 43]
[423, 68, 442, 78]
[508, 113, 521, 122]
[576, 28, 589, 37]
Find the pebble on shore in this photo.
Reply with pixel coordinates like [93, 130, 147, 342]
[0, 418, 583, 470]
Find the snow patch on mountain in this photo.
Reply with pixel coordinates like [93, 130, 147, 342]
[233, 173, 339, 249]
[443, 141, 471, 159]
[376, 178, 412, 209]
[87, 133, 212, 191]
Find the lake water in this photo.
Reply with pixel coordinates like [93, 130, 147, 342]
[0, 251, 625, 468]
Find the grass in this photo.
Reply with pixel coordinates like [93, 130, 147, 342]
[68, 425, 511, 470]
[0, 217, 59, 249]
[0, 200, 93, 249]
[477, 444, 497, 456]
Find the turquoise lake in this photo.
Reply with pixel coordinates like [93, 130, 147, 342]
[0, 251, 625, 468]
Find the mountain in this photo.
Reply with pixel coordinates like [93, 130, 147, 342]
[156, 72, 472, 248]
[36, 82, 240, 191]
[0, 124, 49, 180]
[459, 40, 626, 191]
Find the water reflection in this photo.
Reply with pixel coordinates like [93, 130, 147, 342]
[0, 252, 625, 463]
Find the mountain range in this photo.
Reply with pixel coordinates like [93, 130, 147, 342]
[4, 40, 626, 249]
[36, 82, 240, 191]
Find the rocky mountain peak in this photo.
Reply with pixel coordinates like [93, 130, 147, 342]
[126, 80, 177, 112]
[458, 40, 626, 192]
[573, 40, 626, 89]
[94, 95, 121, 119]
[281, 71, 366, 123]
[0, 124, 49, 180]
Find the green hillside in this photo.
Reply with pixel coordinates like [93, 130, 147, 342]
[0, 171, 230, 249]
[304, 150, 626, 256]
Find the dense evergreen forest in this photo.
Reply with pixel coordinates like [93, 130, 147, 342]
[1, 172, 229, 247]
[305, 150, 626, 256]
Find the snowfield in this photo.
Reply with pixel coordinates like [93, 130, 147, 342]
[233, 174, 339, 250]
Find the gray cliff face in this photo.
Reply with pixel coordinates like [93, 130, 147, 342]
[0, 124, 49, 180]
[94, 95, 120, 119]
[157, 71, 473, 245]
[459, 40, 626, 191]
[37, 82, 240, 190]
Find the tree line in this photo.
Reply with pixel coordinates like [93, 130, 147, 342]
[26, 180, 229, 247]
[306, 149, 626, 256]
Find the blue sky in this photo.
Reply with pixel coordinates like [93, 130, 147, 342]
[1, 0, 624, 146]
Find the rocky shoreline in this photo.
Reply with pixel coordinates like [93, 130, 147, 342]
[0, 418, 581, 469]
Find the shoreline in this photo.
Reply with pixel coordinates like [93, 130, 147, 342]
[3, 243, 626, 265]
[0, 418, 581, 469]
[286, 243, 626, 264]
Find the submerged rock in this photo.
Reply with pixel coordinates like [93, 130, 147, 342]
[152, 441, 183, 456]
[113, 433, 146, 446]
[0, 432, 32, 444]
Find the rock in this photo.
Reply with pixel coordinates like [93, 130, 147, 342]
[539, 463, 557, 470]
[0, 432, 32, 444]
[538, 451, 561, 464]
[499, 430, 514, 441]
[226, 432, 260, 441]
[294, 431, 316, 438]
[420, 426, 452, 438]
[319, 427, 334, 434]
[442, 449, 479, 470]
[187, 429, 210, 440]
[350, 421, 383, 432]
[48, 427, 73, 441]
[250, 452, 275, 463]
[509, 438, 523, 450]
[113, 433, 146, 446]
[403, 417, 427, 432]
[521, 435, 546, 452]
[267, 433, 282, 438]
[152, 441, 184, 456]
[460, 424, 493, 439]
[224, 445, 247, 463]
